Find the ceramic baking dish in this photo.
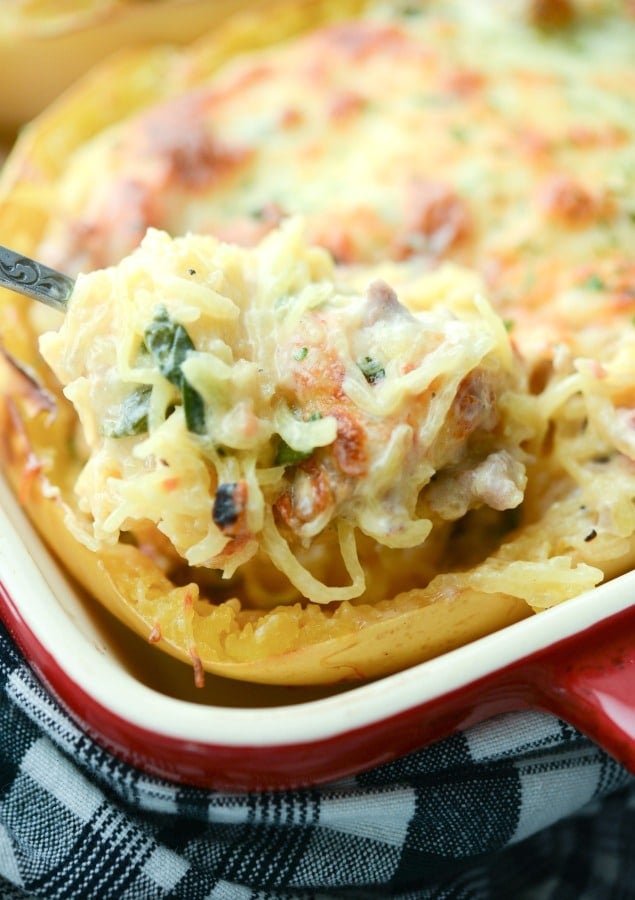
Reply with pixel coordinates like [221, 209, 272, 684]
[0, 467, 633, 792]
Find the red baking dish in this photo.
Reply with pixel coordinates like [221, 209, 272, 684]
[0, 468, 634, 792]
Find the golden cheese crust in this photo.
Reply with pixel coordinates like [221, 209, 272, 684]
[32, 2, 635, 322]
[0, 0, 634, 685]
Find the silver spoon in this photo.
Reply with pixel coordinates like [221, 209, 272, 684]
[0, 244, 74, 312]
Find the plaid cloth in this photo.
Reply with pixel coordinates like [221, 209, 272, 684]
[0, 618, 633, 900]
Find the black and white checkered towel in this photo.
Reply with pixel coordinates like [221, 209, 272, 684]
[0, 617, 633, 900]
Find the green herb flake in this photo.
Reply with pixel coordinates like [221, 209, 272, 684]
[399, 4, 423, 17]
[144, 305, 206, 435]
[581, 273, 606, 291]
[104, 385, 152, 438]
[450, 125, 469, 143]
[293, 346, 309, 361]
[274, 438, 313, 467]
[358, 356, 385, 384]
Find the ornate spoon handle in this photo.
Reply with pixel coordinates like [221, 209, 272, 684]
[0, 245, 74, 312]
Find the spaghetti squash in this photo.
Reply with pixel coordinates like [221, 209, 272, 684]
[0, 0, 634, 684]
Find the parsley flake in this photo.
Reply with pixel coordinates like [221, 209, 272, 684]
[358, 356, 385, 384]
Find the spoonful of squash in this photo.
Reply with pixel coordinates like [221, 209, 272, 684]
[0, 220, 624, 687]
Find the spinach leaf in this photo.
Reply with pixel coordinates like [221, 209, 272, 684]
[144, 305, 206, 435]
[181, 378, 206, 435]
[104, 385, 152, 437]
[144, 305, 195, 385]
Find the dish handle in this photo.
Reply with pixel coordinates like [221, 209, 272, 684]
[525, 604, 635, 772]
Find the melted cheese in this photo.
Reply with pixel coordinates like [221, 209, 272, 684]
[40, 221, 531, 603]
[38, 1, 635, 324]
